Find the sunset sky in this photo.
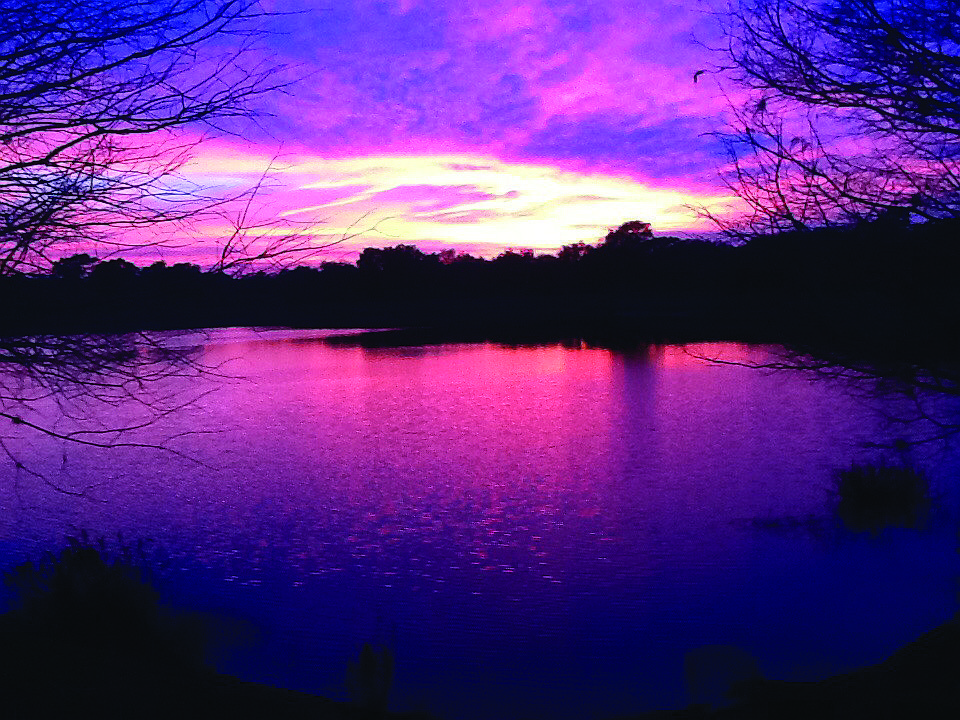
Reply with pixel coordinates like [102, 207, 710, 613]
[168, 0, 743, 264]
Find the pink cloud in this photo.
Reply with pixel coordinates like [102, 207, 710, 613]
[251, 0, 730, 185]
[173, 148, 736, 263]
[76, 1, 753, 268]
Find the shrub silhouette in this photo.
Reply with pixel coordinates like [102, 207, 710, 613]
[0, 535, 210, 717]
[832, 462, 930, 533]
[4, 535, 203, 661]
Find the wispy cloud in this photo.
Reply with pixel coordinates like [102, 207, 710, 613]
[253, 0, 728, 182]
[128, 0, 740, 265]
[175, 145, 736, 261]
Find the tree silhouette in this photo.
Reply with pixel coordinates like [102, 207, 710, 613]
[0, 0, 282, 481]
[710, 0, 960, 236]
[50, 254, 98, 281]
[600, 220, 654, 249]
[0, 0, 280, 274]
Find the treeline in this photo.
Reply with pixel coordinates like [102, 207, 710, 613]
[4, 219, 960, 349]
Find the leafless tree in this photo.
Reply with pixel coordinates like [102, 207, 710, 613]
[0, 0, 305, 483]
[706, 0, 960, 236]
[0, 0, 286, 274]
[207, 163, 388, 276]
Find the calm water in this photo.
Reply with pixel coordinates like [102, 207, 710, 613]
[1, 328, 959, 718]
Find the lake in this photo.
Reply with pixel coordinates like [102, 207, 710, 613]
[1, 328, 958, 719]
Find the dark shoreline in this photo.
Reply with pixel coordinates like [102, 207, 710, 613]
[6, 287, 959, 373]
[2, 540, 959, 720]
[4, 218, 959, 364]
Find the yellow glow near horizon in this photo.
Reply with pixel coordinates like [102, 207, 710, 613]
[183, 146, 737, 257]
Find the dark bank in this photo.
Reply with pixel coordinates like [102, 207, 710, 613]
[5, 219, 960, 362]
[3, 534, 960, 719]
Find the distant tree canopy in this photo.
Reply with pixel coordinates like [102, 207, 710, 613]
[357, 244, 441, 275]
[600, 220, 654, 249]
[0, 221, 726, 329]
[50, 254, 98, 281]
[4, 214, 960, 344]
[713, 0, 960, 236]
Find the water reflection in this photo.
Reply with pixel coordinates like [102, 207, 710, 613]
[0, 330, 958, 719]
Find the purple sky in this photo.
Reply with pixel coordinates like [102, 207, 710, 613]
[161, 0, 743, 264]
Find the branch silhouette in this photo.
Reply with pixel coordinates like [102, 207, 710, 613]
[0, 332, 225, 493]
[0, 0, 331, 485]
[683, 343, 960, 447]
[0, 0, 297, 273]
[708, 0, 960, 235]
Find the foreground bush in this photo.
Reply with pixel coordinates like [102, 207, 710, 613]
[0, 535, 213, 716]
[0, 537, 409, 718]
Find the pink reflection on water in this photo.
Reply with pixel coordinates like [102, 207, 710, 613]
[4, 330, 957, 720]
[186, 335, 845, 595]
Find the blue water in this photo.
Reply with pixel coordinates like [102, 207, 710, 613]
[0, 329, 957, 718]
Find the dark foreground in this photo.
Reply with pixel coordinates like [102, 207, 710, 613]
[663, 620, 960, 720]
[1, 542, 958, 720]
[0, 542, 421, 720]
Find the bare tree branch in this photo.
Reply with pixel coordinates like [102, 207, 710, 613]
[0, 0, 289, 274]
[0, 331, 228, 489]
[684, 343, 960, 446]
[707, 0, 960, 235]
[0, 0, 331, 482]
